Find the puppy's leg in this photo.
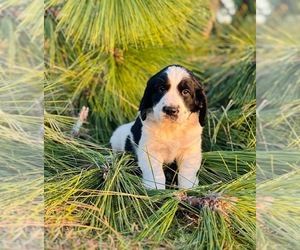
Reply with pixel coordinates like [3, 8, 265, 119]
[164, 161, 178, 188]
[137, 148, 165, 189]
[177, 149, 201, 189]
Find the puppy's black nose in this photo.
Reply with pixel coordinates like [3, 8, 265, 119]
[162, 106, 179, 116]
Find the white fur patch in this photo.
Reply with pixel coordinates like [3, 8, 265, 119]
[110, 122, 134, 151]
[166, 66, 190, 85]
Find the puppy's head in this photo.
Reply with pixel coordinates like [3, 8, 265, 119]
[139, 65, 207, 126]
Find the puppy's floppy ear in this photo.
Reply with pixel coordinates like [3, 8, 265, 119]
[196, 86, 207, 127]
[192, 75, 207, 127]
[139, 76, 155, 121]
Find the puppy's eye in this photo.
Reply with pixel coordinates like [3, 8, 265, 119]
[158, 86, 166, 92]
[182, 89, 190, 96]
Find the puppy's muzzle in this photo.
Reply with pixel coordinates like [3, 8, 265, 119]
[162, 106, 179, 120]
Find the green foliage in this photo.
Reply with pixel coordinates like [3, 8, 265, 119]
[42, 0, 259, 248]
[46, 0, 209, 52]
[44, 135, 256, 248]
[44, 0, 212, 143]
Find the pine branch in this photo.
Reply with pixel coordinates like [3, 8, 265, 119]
[70, 106, 89, 137]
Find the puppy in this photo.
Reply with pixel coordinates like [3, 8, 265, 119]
[110, 65, 207, 189]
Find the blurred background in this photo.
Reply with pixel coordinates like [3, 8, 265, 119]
[256, 1, 300, 249]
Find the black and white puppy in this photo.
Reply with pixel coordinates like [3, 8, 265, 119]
[110, 65, 207, 189]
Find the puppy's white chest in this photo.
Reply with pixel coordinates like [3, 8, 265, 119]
[141, 118, 201, 163]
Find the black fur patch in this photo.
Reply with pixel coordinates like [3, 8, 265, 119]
[124, 117, 143, 153]
[124, 136, 134, 152]
[177, 78, 198, 112]
[139, 68, 170, 120]
[177, 74, 207, 127]
[131, 117, 143, 146]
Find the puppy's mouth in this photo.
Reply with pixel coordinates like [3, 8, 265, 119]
[164, 114, 179, 122]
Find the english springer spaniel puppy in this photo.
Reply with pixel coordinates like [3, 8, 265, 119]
[110, 65, 207, 189]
